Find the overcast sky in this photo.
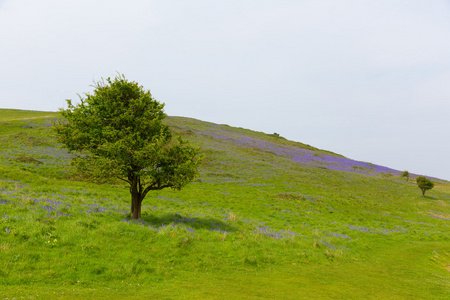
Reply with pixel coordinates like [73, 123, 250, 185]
[1, 0, 449, 180]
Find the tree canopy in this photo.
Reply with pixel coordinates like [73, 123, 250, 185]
[401, 170, 409, 181]
[416, 176, 434, 197]
[54, 75, 202, 219]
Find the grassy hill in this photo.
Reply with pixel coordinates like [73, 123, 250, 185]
[0, 108, 449, 299]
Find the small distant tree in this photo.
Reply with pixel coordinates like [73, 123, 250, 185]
[401, 170, 410, 181]
[416, 176, 434, 197]
[54, 75, 202, 219]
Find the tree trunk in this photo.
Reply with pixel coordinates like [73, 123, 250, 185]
[130, 176, 143, 219]
[131, 191, 142, 219]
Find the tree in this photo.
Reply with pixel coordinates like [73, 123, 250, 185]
[54, 75, 202, 219]
[401, 170, 410, 181]
[416, 176, 434, 197]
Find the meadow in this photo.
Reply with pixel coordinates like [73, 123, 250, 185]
[0, 108, 449, 299]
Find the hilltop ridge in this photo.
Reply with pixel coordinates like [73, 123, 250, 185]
[165, 116, 429, 180]
[0, 108, 441, 181]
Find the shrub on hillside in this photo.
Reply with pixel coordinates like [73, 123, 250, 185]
[401, 170, 409, 181]
[416, 176, 434, 197]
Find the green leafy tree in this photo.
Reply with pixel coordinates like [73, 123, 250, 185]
[54, 75, 202, 219]
[416, 176, 434, 197]
[401, 170, 410, 181]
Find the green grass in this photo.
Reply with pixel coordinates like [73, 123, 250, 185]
[0, 110, 449, 299]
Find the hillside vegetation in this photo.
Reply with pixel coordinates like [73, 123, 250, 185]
[0, 108, 449, 299]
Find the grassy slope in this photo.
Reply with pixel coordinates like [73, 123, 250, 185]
[0, 108, 59, 121]
[0, 110, 449, 299]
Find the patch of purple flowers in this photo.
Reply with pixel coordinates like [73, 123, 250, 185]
[41, 205, 55, 212]
[319, 239, 339, 250]
[328, 232, 351, 240]
[254, 226, 298, 239]
[345, 224, 410, 235]
[428, 214, 450, 221]
[346, 225, 373, 233]
[199, 127, 401, 177]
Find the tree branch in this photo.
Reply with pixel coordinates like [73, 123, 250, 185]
[117, 177, 131, 184]
[142, 183, 172, 199]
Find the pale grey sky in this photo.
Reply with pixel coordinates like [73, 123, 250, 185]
[1, 0, 449, 180]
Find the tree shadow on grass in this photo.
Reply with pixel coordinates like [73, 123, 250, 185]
[138, 213, 237, 233]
